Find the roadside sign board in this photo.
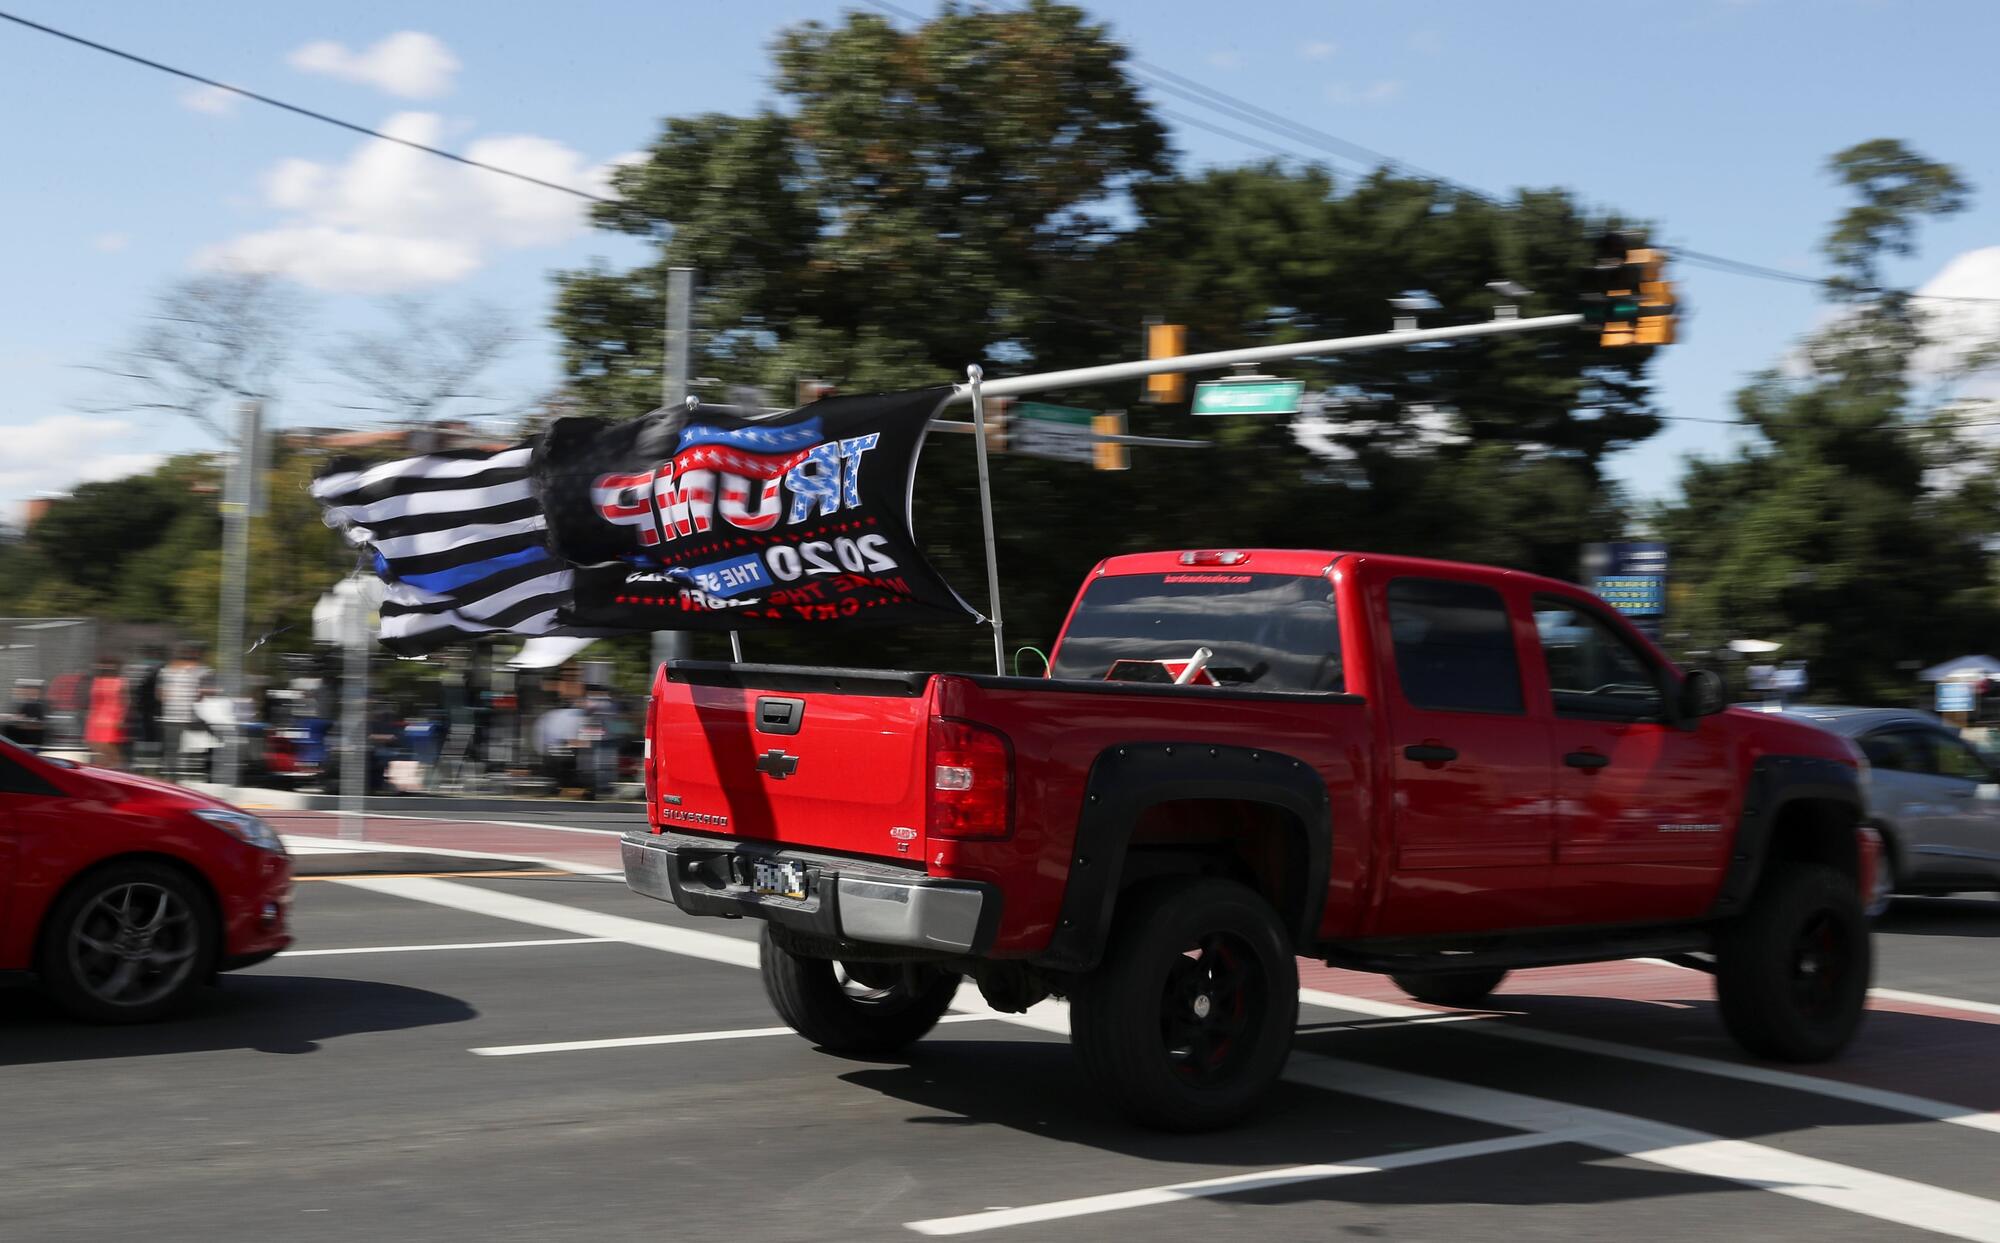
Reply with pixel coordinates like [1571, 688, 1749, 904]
[1592, 575, 1665, 617]
[1191, 379, 1304, 416]
[1011, 401, 1098, 464]
[1937, 681, 1976, 713]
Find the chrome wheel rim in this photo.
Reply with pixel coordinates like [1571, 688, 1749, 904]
[67, 882, 199, 1009]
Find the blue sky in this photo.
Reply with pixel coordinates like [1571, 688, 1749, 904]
[3, 0, 1996, 523]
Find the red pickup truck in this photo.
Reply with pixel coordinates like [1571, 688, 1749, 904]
[625, 549, 1875, 1129]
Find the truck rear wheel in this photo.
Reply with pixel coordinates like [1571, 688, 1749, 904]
[758, 927, 959, 1055]
[1389, 968, 1508, 1008]
[1714, 863, 1870, 1062]
[1070, 877, 1298, 1131]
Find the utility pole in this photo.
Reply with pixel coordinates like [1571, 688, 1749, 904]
[216, 398, 260, 788]
[654, 267, 696, 673]
[340, 578, 370, 840]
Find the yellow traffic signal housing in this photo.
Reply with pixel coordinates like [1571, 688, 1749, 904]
[1590, 243, 1678, 348]
[982, 397, 1011, 454]
[1093, 411, 1129, 472]
[1145, 323, 1187, 403]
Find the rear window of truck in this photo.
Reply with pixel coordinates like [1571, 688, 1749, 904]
[1049, 572, 1342, 691]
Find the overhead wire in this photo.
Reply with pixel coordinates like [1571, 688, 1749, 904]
[0, 9, 616, 206]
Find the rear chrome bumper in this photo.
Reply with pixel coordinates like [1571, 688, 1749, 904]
[621, 832, 997, 956]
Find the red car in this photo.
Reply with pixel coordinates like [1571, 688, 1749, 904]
[0, 736, 293, 1022]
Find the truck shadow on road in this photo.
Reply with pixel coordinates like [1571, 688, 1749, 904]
[0, 975, 476, 1065]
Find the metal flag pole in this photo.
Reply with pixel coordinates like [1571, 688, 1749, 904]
[965, 364, 1006, 676]
[729, 632, 744, 663]
[942, 313, 1583, 405]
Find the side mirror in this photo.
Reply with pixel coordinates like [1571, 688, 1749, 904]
[1677, 669, 1727, 723]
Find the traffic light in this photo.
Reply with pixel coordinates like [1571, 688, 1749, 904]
[1145, 322, 1186, 403]
[1092, 411, 1129, 472]
[1583, 234, 1678, 348]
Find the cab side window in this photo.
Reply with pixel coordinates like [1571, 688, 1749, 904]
[1859, 730, 1925, 773]
[1532, 596, 1664, 721]
[1386, 577, 1523, 714]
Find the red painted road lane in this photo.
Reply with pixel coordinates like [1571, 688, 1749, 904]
[266, 810, 626, 872]
[1298, 959, 2000, 1111]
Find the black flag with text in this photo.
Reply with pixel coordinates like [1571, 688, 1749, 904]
[530, 387, 979, 631]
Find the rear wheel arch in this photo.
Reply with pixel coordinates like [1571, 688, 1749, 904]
[1042, 743, 1331, 971]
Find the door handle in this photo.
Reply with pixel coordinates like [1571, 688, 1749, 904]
[1564, 751, 1611, 770]
[1404, 744, 1458, 763]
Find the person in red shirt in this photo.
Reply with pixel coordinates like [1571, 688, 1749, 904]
[83, 658, 128, 769]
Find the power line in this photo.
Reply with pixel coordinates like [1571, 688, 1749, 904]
[0, 9, 615, 206]
[860, 0, 2000, 308]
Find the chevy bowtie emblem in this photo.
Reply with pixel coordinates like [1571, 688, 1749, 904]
[755, 749, 800, 779]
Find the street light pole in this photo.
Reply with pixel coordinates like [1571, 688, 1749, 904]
[654, 267, 696, 674]
[216, 398, 260, 788]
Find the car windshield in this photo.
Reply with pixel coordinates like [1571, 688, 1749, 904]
[1048, 571, 1342, 691]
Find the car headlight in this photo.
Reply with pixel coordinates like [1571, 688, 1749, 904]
[192, 807, 287, 853]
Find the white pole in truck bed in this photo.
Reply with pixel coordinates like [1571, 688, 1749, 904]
[949, 310, 1586, 674]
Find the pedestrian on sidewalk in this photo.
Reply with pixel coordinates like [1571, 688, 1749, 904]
[83, 658, 128, 769]
[158, 643, 212, 781]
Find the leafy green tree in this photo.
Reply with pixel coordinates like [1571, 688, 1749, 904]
[1657, 140, 1994, 701]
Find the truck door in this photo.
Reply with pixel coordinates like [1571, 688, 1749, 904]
[1374, 574, 1556, 935]
[1530, 593, 1735, 925]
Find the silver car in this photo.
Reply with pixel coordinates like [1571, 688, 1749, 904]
[1758, 705, 2000, 908]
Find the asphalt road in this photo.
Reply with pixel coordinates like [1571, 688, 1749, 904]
[3, 872, 1998, 1243]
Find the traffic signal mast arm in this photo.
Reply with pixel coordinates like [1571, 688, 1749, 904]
[942, 312, 1585, 405]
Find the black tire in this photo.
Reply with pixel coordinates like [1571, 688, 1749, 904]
[39, 859, 217, 1024]
[1714, 863, 1870, 1062]
[1070, 877, 1298, 1131]
[1389, 967, 1509, 1008]
[758, 927, 960, 1055]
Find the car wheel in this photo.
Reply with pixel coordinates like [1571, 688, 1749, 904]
[1389, 967, 1509, 1008]
[1714, 863, 1870, 1062]
[1070, 876, 1298, 1131]
[39, 860, 217, 1024]
[759, 927, 960, 1055]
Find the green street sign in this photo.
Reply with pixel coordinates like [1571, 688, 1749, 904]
[1010, 401, 1098, 463]
[1190, 379, 1304, 416]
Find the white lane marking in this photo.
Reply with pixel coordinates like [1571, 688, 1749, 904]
[350, 877, 2000, 1240]
[286, 834, 621, 878]
[1640, 958, 2000, 1021]
[1868, 987, 2000, 1020]
[289, 810, 626, 838]
[1299, 986, 2000, 1135]
[473, 1013, 995, 1058]
[902, 1130, 1588, 1236]
[281, 937, 615, 957]
[1285, 1054, 2000, 1243]
[336, 876, 758, 968]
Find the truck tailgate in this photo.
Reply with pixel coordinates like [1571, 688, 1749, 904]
[649, 663, 931, 861]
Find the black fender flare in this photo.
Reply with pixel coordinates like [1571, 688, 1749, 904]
[1039, 742, 1331, 972]
[1708, 754, 1865, 919]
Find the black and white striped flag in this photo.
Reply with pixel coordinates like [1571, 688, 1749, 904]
[311, 444, 577, 655]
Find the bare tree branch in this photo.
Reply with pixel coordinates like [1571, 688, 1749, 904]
[324, 297, 516, 424]
[86, 273, 305, 441]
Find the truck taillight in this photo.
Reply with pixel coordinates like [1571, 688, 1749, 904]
[928, 718, 1014, 840]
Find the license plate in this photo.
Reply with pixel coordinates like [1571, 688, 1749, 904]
[750, 859, 808, 900]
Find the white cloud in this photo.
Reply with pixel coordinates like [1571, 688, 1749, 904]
[1326, 80, 1403, 106]
[1914, 247, 2000, 380]
[288, 31, 460, 99]
[180, 84, 238, 115]
[193, 111, 616, 294]
[1300, 40, 1336, 61]
[0, 415, 164, 522]
[93, 232, 130, 253]
[1206, 49, 1245, 71]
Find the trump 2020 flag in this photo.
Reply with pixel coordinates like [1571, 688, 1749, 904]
[311, 445, 578, 655]
[531, 387, 979, 631]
